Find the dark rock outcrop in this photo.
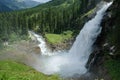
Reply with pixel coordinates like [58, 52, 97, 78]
[86, 0, 120, 79]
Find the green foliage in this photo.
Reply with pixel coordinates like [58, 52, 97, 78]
[45, 34, 63, 44]
[0, 60, 61, 80]
[45, 30, 73, 44]
[81, 8, 96, 19]
[62, 30, 73, 40]
[0, 0, 94, 43]
[8, 33, 20, 42]
[105, 59, 120, 80]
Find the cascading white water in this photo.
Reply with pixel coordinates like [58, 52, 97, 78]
[28, 2, 113, 77]
[28, 31, 55, 56]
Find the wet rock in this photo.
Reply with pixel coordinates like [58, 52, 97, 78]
[47, 38, 74, 51]
[86, 0, 120, 79]
[32, 46, 41, 54]
[103, 43, 109, 47]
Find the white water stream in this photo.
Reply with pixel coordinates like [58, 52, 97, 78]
[29, 2, 112, 77]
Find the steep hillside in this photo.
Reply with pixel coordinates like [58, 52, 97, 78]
[0, 3, 12, 12]
[87, 0, 120, 80]
[0, 0, 40, 12]
[0, 60, 60, 80]
[0, 0, 119, 80]
[0, 0, 100, 44]
[101, 0, 120, 79]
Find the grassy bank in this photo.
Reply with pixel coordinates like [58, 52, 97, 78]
[105, 58, 120, 80]
[0, 41, 61, 80]
[45, 30, 73, 44]
[0, 60, 61, 80]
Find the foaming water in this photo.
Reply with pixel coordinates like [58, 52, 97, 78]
[28, 31, 56, 56]
[28, 2, 112, 77]
[28, 31, 65, 56]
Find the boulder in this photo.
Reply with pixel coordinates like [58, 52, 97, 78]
[30, 46, 41, 55]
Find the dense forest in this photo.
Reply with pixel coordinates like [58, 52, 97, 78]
[0, 0, 120, 80]
[0, 0, 99, 43]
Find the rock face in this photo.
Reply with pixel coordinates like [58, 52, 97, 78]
[99, 0, 120, 58]
[86, 0, 120, 79]
[48, 38, 74, 51]
[32, 46, 41, 54]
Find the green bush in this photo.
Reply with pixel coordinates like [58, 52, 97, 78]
[105, 59, 120, 80]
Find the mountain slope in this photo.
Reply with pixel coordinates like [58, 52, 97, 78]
[87, 0, 120, 80]
[0, 0, 100, 41]
[0, 3, 12, 12]
[0, 0, 40, 12]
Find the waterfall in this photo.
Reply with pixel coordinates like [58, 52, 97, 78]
[28, 31, 55, 56]
[29, 2, 112, 77]
[28, 31, 62, 56]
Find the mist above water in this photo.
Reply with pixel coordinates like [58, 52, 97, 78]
[27, 2, 113, 77]
[27, 2, 112, 77]
[0, 1, 112, 78]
